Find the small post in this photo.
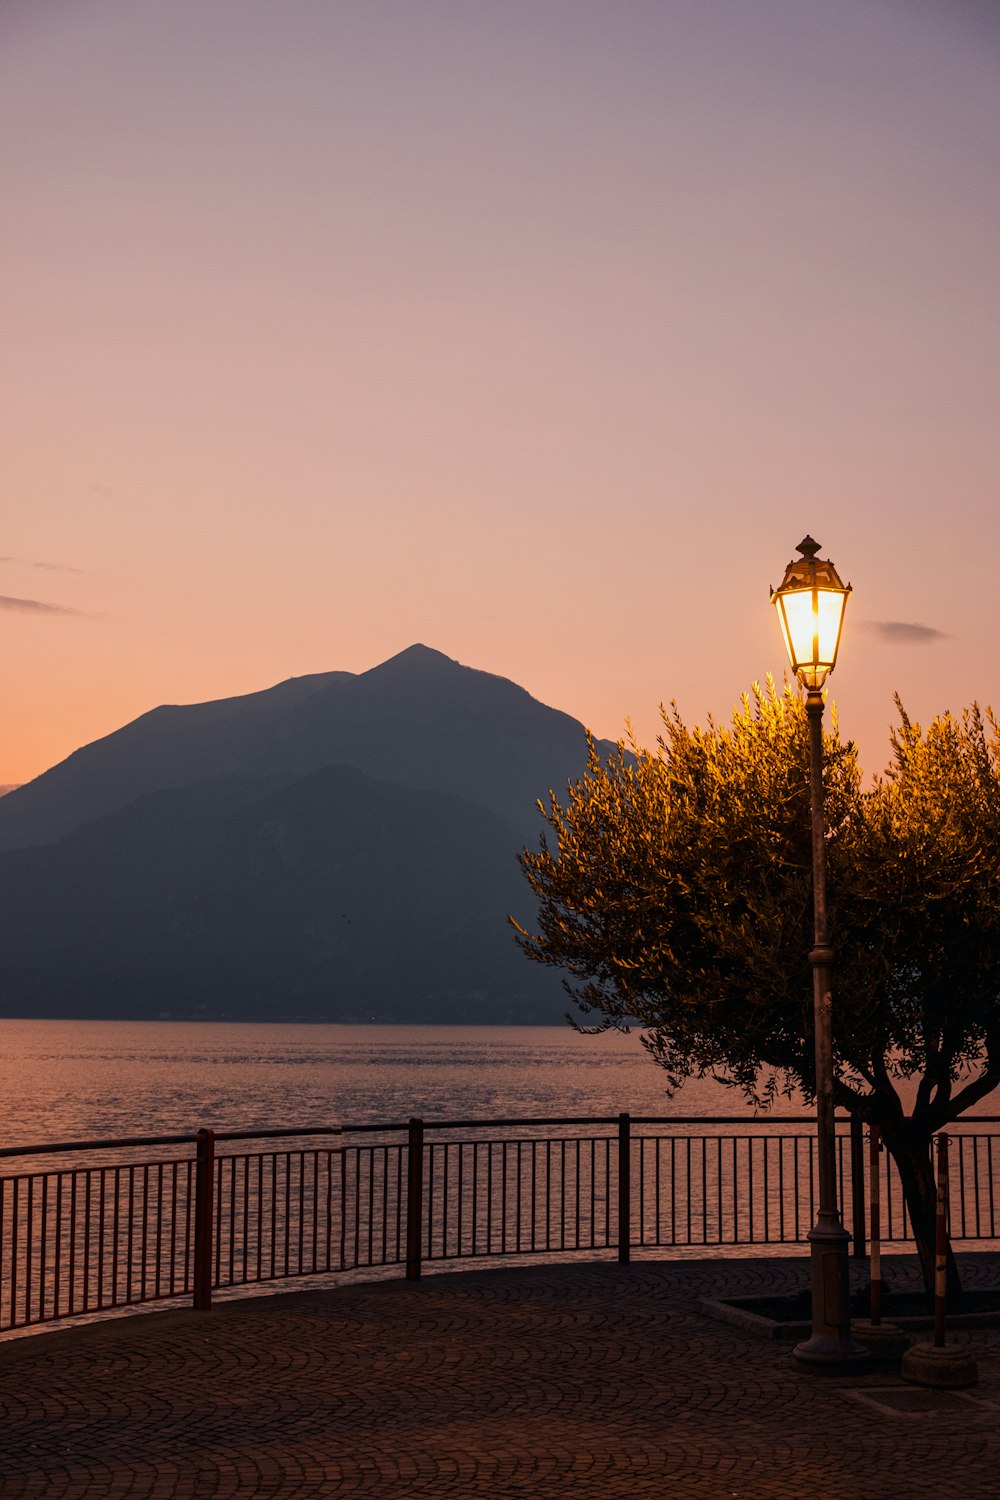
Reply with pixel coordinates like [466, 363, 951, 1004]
[901, 1130, 977, 1386]
[869, 1124, 881, 1326]
[618, 1112, 631, 1264]
[405, 1117, 424, 1282]
[934, 1132, 949, 1348]
[850, 1115, 866, 1259]
[193, 1128, 215, 1311]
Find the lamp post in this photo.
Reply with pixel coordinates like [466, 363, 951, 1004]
[771, 536, 869, 1374]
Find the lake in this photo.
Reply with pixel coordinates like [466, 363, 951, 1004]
[0, 1019, 814, 1147]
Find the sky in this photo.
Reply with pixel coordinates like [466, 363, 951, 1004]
[2, 0, 998, 787]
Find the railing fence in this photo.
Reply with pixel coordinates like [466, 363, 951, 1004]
[2, 1113, 998, 1335]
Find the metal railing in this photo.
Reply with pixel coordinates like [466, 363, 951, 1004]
[2, 1114, 998, 1335]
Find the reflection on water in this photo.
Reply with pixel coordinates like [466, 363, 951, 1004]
[0, 1019, 814, 1146]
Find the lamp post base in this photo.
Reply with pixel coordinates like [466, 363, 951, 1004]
[793, 1335, 872, 1375]
[792, 1220, 871, 1375]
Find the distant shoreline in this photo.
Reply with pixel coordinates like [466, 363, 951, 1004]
[0, 1014, 575, 1027]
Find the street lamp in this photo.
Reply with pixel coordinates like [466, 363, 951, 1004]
[771, 536, 869, 1374]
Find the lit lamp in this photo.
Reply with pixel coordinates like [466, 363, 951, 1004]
[771, 536, 850, 690]
[771, 536, 869, 1374]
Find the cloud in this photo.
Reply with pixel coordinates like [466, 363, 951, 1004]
[0, 555, 87, 574]
[0, 594, 90, 617]
[861, 620, 948, 644]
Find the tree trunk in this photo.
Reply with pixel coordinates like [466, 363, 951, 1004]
[879, 1120, 964, 1306]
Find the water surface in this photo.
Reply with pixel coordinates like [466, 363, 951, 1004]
[0, 1019, 804, 1146]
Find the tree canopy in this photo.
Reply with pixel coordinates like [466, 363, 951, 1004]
[513, 681, 1000, 1292]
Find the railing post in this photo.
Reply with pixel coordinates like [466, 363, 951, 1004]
[618, 1112, 631, 1263]
[193, 1128, 215, 1311]
[850, 1115, 866, 1258]
[405, 1117, 424, 1281]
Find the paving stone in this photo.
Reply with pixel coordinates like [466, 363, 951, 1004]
[0, 1253, 997, 1497]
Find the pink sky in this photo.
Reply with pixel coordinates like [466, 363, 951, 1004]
[2, 0, 998, 786]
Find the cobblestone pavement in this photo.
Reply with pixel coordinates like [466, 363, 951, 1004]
[1, 1253, 998, 1499]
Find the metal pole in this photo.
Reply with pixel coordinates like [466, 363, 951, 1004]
[792, 689, 869, 1372]
[934, 1133, 949, 1348]
[193, 1128, 215, 1312]
[618, 1112, 631, 1264]
[850, 1115, 866, 1259]
[405, 1117, 424, 1282]
[869, 1124, 881, 1326]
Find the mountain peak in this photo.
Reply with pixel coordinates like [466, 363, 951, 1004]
[365, 643, 458, 673]
[358, 644, 469, 692]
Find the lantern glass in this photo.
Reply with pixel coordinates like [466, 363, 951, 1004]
[816, 588, 847, 666]
[770, 537, 850, 689]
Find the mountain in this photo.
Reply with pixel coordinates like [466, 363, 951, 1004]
[0, 645, 604, 852]
[0, 764, 564, 1021]
[0, 646, 611, 1022]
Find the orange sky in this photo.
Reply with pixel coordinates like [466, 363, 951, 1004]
[2, 0, 998, 788]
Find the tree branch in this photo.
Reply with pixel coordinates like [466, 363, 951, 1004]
[871, 1051, 905, 1131]
[930, 1067, 1000, 1130]
[930, 1027, 1000, 1129]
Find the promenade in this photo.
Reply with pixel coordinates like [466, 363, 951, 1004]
[1, 1252, 998, 1499]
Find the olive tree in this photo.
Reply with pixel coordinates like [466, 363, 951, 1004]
[513, 681, 1000, 1298]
